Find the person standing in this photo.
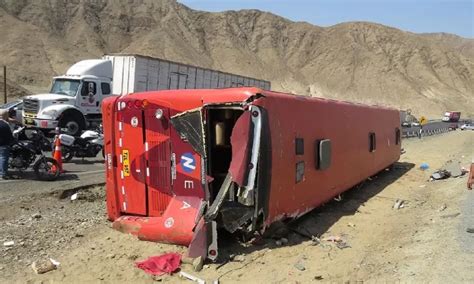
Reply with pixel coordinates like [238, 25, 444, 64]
[0, 110, 14, 180]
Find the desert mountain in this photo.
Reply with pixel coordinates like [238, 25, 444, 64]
[0, 0, 472, 117]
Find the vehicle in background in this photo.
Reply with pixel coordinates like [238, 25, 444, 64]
[401, 121, 420, 127]
[58, 126, 104, 162]
[22, 54, 271, 136]
[0, 100, 23, 124]
[9, 127, 60, 181]
[102, 87, 401, 261]
[460, 123, 474, 130]
[400, 109, 419, 127]
[442, 111, 461, 122]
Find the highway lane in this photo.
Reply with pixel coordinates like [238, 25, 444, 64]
[402, 121, 460, 137]
[0, 156, 105, 201]
[0, 120, 461, 200]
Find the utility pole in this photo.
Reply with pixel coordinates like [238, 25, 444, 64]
[3, 66, 6, 104]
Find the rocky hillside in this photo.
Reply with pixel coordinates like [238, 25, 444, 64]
[0, 0, 472, 117]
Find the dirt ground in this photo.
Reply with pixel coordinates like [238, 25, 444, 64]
[1, 130, 473, 283]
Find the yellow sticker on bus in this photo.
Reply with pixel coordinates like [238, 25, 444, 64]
[122, 150, 130, 177]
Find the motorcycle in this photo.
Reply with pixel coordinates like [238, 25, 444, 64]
[9, 127, 61, 181]
[58, 126, 104, 163]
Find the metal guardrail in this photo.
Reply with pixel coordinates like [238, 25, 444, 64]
[402, 127, 454, 139]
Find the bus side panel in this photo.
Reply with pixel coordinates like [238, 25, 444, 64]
[102, 96, 121, 221]
[256, 96, 401, 224]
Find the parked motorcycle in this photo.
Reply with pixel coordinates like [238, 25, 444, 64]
[9, 127, 61, 181]
[59, 126, 104, 163]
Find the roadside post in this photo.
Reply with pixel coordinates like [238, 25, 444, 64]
[3, 66, 6, 104]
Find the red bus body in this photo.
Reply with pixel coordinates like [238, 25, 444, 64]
[102, 88, 401, 260]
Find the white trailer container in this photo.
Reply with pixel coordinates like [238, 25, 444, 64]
[23, 54, 270, 136]
[104, 54, 270, 95]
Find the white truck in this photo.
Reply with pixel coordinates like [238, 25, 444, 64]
[22, 54, 271, 135]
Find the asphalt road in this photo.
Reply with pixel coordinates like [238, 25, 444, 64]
[0, 155, 105, 201]
[0, 120, 462, 201]
[402, 120, 460, 137]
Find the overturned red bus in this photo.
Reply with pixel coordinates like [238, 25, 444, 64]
[102, 88, 401, 260]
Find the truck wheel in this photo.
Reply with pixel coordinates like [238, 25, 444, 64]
[59, 114, 84, 136]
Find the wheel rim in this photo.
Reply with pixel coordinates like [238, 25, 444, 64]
[65, 121, 80, 135]
[37, 160, 58, 178]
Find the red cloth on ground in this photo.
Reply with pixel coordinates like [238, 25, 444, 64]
[135, 253, 181, 275]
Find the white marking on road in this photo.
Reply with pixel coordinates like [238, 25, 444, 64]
[122, 186, 125, 195]
[119, 138, 122, 147]
[122, 202, 127, 211]
[145, 142, 149, 152]
[146, 167, 150, 177]
[120, 171, 124, 179]
[119, 122, 123, 131]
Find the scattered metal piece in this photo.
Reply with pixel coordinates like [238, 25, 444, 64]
[294, 261, 306, 271]
[3, 241, 14, 247]
[466, 228, 474, 233]
[179, 271, 206, 284]
[393, 199, 405, 209]
[440, 213, 460, 218]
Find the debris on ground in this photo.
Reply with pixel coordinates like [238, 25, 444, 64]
[420, 163, 429, 170]
[3, 241, 14, 247]
[232, 255, 246, 262]
[419, 184, 427, 188]
[135, 253, 181, 276]
[393, 199, 405, 209]
[314, 275, 324, 280]
[323, 235, 351, 249]
[466, 228, 474, 234]
[70, 193, 78, 201]
[440, 213, 460, 218]
[181, 256, 204, 271]
[430, 170, 451, 180]
[438, 204, 447, 212]
[430, 160, 468, 181]
[347, 222, 356, 227]
[31, 258, 60, 274]
[32, 213, 42, 219]
[311, 236, 321, 246]
[179, 271, 206, 284]
[444, 160, 462, 177]
[275, 237, 288, 246]
[294, 260, 306, 271]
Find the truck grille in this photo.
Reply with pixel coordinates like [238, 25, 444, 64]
[23, 99, 39, 114]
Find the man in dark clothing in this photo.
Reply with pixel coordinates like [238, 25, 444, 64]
[0, 109, 14, 179]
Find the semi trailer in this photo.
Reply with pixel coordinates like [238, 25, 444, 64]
[442, 111, 461, 122]
[102, 87, 401, 261]
[22, 54, 270, 136]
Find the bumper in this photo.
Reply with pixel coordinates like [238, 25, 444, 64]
[24, 117, 58, 129]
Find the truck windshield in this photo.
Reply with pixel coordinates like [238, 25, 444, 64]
[50, 79, 80, 97]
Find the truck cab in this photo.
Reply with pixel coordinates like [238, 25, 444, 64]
[22, 60, 113, 135]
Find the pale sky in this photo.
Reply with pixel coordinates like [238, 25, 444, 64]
[179, 0, 473, 38]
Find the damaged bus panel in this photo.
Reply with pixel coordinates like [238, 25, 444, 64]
[102, 87, 401, 261]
